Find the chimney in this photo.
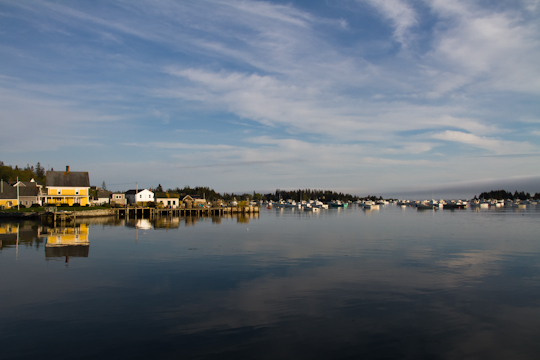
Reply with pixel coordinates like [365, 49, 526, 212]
[66, 165, 70, 173]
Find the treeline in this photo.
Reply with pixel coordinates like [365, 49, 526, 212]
[477, 190, 540, 200]
[164, 186, 225, 201]
[0, 161, 47, 184]
[262, 189, 362, 202]
[162, 186, 265, 202]
[160, 186, 380, 203]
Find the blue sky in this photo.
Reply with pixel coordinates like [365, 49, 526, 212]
[1, 0, 539, 197]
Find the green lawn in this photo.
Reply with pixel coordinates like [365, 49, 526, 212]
[1, 206, 111, 213]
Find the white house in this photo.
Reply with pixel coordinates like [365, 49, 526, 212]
[92, 190, 111, 205]
[154, 192, 180, 208]
[125, 189, 154, 205]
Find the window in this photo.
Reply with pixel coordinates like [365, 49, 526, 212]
[139, 194, 142, 198]
[75, 189, 79, 195]
[167, 200, 171, 205]
[57, 190, 61, 195]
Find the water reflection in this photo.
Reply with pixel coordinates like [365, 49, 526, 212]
[42, 224, 90, 262]
[125, 219, 153, 230]
[0, 221, 45, 253]
[121, 214, 260, 229]
[1, 207, 539, 359]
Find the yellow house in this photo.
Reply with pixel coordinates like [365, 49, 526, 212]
[44, 166, 91, 206]
[44, 224, 90, 260]
[0, 180, 18, 209]
[44, 224, 89, 245]
[0, 222, 18, 234]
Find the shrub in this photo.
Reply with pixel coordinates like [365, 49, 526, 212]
[31, 204, 41, 208]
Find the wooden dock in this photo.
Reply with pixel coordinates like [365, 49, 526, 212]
[41, 210, 78, 226]
[114, 206, 260, 220]
[39, 206, 260, 225]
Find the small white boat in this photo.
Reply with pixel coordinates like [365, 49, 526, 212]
[312, 200, 328, 209]
[416, 201, 436, 210]
[284, 200, 301, 208]
[363, 201, 379, 210]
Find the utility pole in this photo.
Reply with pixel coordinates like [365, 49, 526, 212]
[17, 176, 20, 210]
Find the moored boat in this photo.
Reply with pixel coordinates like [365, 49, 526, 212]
[443, 200, 468, 209]
[329, 200, 348, 208]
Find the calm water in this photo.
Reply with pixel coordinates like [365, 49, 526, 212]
[1, 205, 540, 359]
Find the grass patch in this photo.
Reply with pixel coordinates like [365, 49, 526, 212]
[1, 207, 44, 213]
[1, 206, 111, 213]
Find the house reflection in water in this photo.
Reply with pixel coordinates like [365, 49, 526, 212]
[43, 224, 90, 262]
[0, 223, 18, 249]
[120, 213, 261, 230]
[154, 217, 180, 230]
[0, 222, 45, 252]
[125, 219, 153, 230]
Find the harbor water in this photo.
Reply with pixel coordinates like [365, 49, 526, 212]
[1, 204, 540, 359]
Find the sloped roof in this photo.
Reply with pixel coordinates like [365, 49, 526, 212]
[46, 171, 90, 187]
[125, 189, 153, 195]
[18, 186, 39, 197]
[154, 192, 180, 199]
[20, 181, 41, 187]
[0, 181, 38, 198]
[0, 181, 17, 199]
[96, 190, 111, 198]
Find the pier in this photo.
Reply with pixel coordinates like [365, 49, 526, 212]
[38, 206, 260, 225]
[114, 206, 259, 219]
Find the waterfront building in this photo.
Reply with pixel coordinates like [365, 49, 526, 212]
[43, 166, 91, 206]
[110, 192, 127, 206]
[93, 190, 111, 205]
[125, 189, 154, 205]
[155, 192, 180, 208]
[13, 179, 42, 207]
[0, 180, 17, 209]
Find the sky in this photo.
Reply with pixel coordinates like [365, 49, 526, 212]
[1, 0, 539, 198]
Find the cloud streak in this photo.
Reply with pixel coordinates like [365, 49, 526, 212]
[0, 0, 539, 194]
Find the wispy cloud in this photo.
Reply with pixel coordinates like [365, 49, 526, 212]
[0, 0, 539, 194]
[362, 0, 418, 46]
[425, 0, 540, 94]
[431, 130, 536, 155]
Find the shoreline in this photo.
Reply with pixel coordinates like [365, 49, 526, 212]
[0, 209, 116, 219]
